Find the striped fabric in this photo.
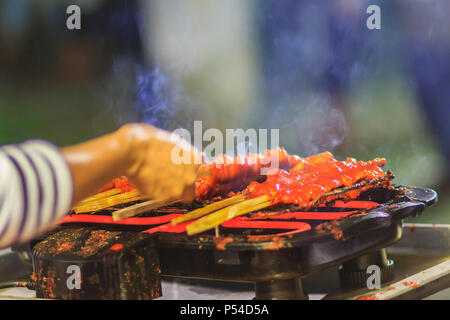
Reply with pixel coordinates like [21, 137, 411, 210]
[0, 140, 73, 248]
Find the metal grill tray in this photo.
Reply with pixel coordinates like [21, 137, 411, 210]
[51, 186, 436, 282]
[152, 186, 436, 281]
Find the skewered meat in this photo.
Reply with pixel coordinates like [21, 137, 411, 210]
[97, 176, 136, 194]
[245, 151, 390, 206]
[96, 150, 392, 210]
[97, 148, 300, 201]
[195, 148, 300, 200]
[182, 152, 393, 235]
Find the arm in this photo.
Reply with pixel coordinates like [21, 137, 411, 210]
[0, 123, 200, 248]
[63, 123, 201, 205]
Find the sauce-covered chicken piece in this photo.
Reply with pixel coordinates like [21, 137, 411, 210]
[246, 152, 388, 206]
[195, 148, 300, 200]
[97, 176, 136, 193]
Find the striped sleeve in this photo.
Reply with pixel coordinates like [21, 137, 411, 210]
[0, 140, 73, 248]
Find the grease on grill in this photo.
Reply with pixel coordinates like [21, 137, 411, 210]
[32, 227, 161, 300]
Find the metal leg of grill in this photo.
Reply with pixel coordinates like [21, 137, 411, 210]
[339, 248, 395, 288]
[254, 277, 308, 300]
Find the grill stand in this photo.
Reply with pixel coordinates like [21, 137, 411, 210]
[254, 277, 308, 300]
[254, 249, 394, 299]
[339, 248, 394, 288]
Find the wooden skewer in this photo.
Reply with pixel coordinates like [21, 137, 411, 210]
[112, 198, 178, 221]
[73, 166, 211, 216]
[313, 172, 394, 206]
[112, 166, 212, 221]
[171, 194, 246, 225]
[75, 188, 122, 205]
[114, 191, 231, 223]
[215, 226, 220, 237]
[73, 190, 141, 213]
[186, 195, 271, 235]
[73, 166, 211, 214]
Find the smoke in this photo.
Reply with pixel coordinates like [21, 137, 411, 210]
[100, 57, 138, 127]
[101, 1, 372, 156]
[100, 56, 204, 133]
[134, 64, 178, 129]
[270, 94, 348, 156]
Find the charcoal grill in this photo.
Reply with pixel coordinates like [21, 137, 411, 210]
[27, 185, 437, 299]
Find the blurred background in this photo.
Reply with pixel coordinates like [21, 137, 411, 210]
[0, 0, 449, 223]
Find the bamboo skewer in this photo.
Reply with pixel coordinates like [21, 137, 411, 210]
[73, 166, 211, 216]
[171, 194, 246, 225]
[114, 182, 242, 222]
[73, 190, 141, 213]
[186, 195, 271, 235]
[76, 188, 122, 205]
[312, 172, 394, 206]
[111, 166, 213, 220]
[112, 198, 178, 221]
